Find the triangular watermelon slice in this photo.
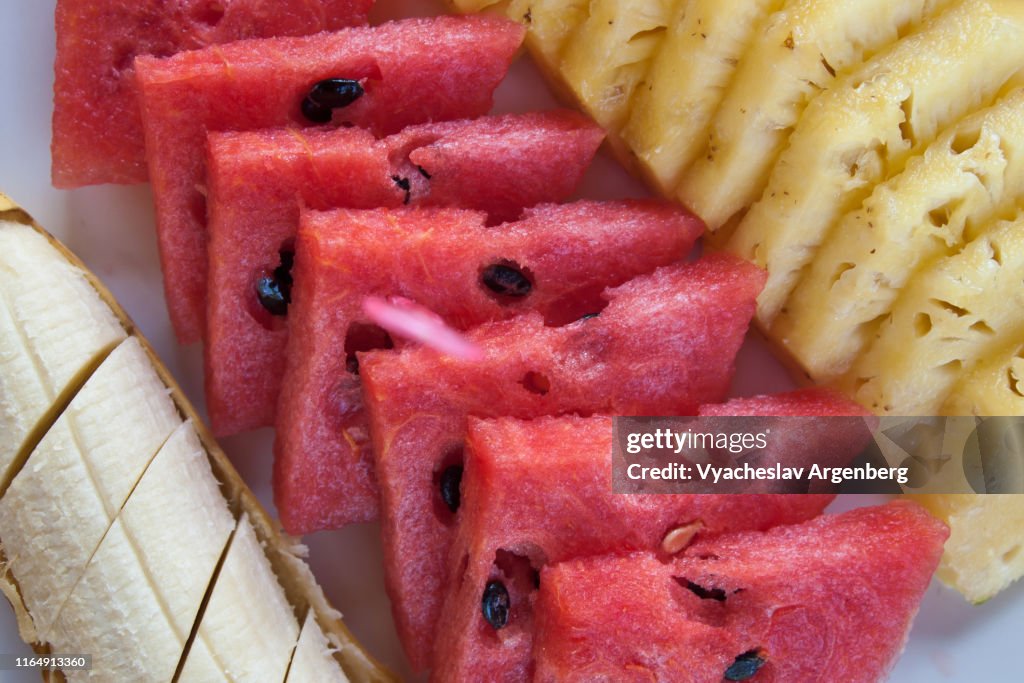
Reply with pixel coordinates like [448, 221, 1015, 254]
[52, 0, 372, 188]
[135, 15, 525, 343]
[433, 410, 851, 681]
[274, 200, 702, 534]
[433, 389, 872, 678]
[359, 255, 765, 669]
[533, 502, 947, 683]
[205, 111, 604, 436]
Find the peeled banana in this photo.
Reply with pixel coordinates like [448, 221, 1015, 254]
[0, 192, 389, 682]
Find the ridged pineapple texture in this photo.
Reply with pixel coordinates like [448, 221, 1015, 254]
[680, 0, 951, 231]
[728, 0, 1024, 325]
[776, 90, 1024, 382]
[621, 0, 784, 193]
[847, 210, 1024, 415]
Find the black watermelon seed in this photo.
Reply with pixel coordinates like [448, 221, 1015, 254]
[256, 249, 294, 316]
[724, 651, 766, 681]
[302, 78, 364, 123]
[482, 580, 511, 629]
[683, 579, 727, 602]
[391, 175, 412, 204]
[440, 464, 464, 513]
[579, 312, 601, 321]
[481, 263, 532, 298]
[256, 277, 287, 316]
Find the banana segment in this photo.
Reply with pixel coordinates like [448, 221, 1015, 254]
[287, 612, 351, 682]
[728, 0, 1024, 324]
[776, 89, 1024, 381]
[179, 513, 299, 682]
[45, 420, 234, 681]
[0, 193, 393, 682]
[0, 219, 125, 484]
[0, 336, 180, 637]
[49, 519, 184, 682]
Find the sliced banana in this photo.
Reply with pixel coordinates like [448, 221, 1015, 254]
[44, 420, 234, 680]
[0, 336, 180, 637]
[178, 513, 300, 682]
[0, 194, 390, 681]
[287, 612, 351, 683]
[49, 518, 184, 681]
[0, 219, 125, 484]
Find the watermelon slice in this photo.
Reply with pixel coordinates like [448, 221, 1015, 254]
[533, 502, 948, 683]
[432, 413, 839, 681]
[274, 200, 702, 533]
[135, 15, 525, 343]
[205, 111, 604, 435]
[359, 255, 765, 669]
[52, 0, 371, 188]
[690, 389, 876, 494]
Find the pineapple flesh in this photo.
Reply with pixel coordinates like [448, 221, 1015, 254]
[912, 495, 1024, 603]
[776, 89, 1024, 382]
[728, 0, 1024, 325]
[677, 0, 950, 231]
[943, 340, 1024, 415]
[848, 209, 1024, 415]
[509, 0, 591, 74]
[559, 0, 678, 131]
[620, 0, 784, 194]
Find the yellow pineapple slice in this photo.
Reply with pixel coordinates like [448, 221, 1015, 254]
[559, 0, 677, 131]
[912, 494, 1024, 603]
[508, 0, 590, 74]
[729, 0, 1024, 325]
[776, 89, 1024, 382]
[677, 0, 950, 231]
[944, 340, 1024, 415]
[847, 210, 1024, 415]
[620, 0, 784, 194]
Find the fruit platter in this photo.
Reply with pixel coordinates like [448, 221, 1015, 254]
[1, 0, 1024, 681]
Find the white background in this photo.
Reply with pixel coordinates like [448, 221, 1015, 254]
[0, 0, 1020, 680]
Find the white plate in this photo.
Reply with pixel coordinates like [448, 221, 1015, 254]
[0, 0, 1020, 680]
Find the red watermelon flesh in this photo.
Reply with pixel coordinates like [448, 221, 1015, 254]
[359, 254, 765, 670]
[533, 501, 948, 683]
[432, 414, 836, 682]
[52, 0, 371, 188]
[273, 199, 700, 533]
[691, 388, 876, 494]
[135, 15, 524, 344]
[205, 110, 604, 435]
